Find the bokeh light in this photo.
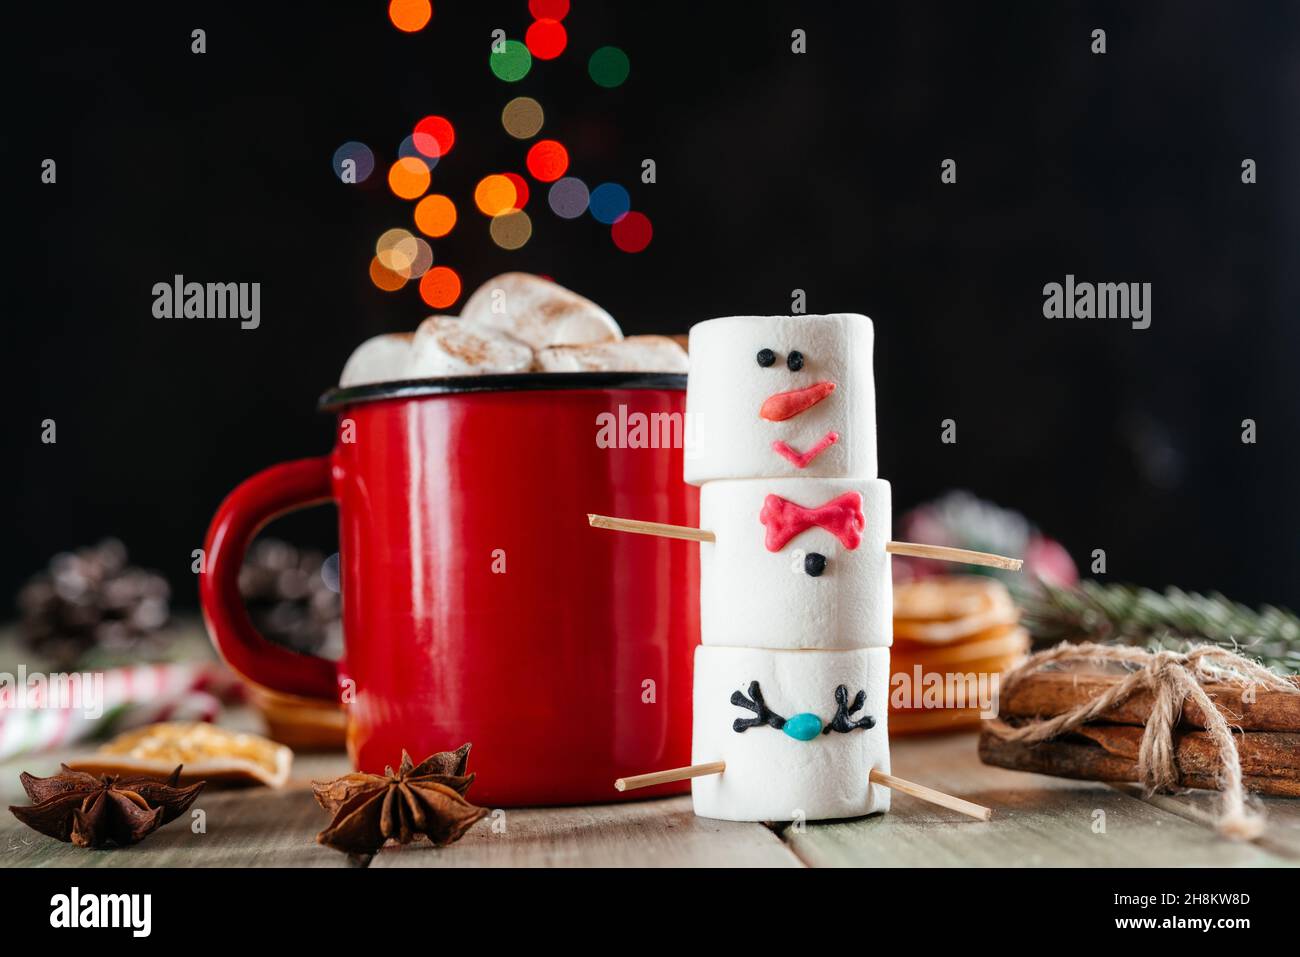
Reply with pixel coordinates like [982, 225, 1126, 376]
[528, 0, 569, 20]
[376, 227, 419, 272]
[332, 142, 375, 183]
[399, 237, 434, 279]
[501, 96, 544, 139]
[503, 172, 531, 209]
[370, 256, 408, 291]
[589, 182, 631, 224]
[548, 177, 589, 219]
[413, 115, 455, 157]
[474, 174, 519, 216]
[490, 39, 532, 82]
[526, 139, 569, 182]
[388, 157, 431, 199]
[611, 211, 652, 253]
[419, 266, 462, 309]
[589, 46, 630, 88]
[490, 210, 533, 250]
[414, 194, 457, 237]
[321, 553, 341, 593]
[397, 134, 439, 171]
[389, 0, 432, 33]
[526, 19, 567, 60]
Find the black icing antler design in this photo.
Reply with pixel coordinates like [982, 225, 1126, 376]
[731, 681, 787, 733]
[822, 684, 875, 734]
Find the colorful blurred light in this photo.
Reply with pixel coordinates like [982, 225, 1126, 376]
[332, 142, 375, 183]
[376, 227, 419, 272]
[503, 172, 531, 209]
[413, 115, 455, 158]
[474, 174, 519, 216]
[589, 46, 630, 88]
[526, 139, 569, 182]
[370, 256, 408, 291]
[548, 177, 589, 219]
[525, 19, 567, 60]
[414, 194, 457, 237]
[419, 266, 462, 309]
[399, 237, 434, 279]
[388, 0, 432, 33]
[501, 96, 544, 139]
[611, 211, 652, 252]
[490, 210, 533, 250]
[529, 0, 569, 20]
[388, 157, 431, 199]
[589, 182, 631, 224]
[397, 134, 439, 171]
[490, 39, 532, 82]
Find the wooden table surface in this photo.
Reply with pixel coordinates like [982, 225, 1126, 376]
[4, 718, 1298, 867]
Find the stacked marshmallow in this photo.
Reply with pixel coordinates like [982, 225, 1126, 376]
[686, 314, 892, 822]
[338, 272, 688, 385]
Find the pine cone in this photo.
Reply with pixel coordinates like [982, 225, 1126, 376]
[239, 539, 341, 656]
[17, 539, 172, 669]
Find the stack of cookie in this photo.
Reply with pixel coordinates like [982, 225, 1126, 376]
[890, 576, 1030, 734]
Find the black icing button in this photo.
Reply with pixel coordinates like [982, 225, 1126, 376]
[756, 348, 776, 367]
[786, 350, 805, 371]
[804, 552, 827, 577]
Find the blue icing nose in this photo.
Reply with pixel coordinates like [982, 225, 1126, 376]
[781, 713, 823, 741]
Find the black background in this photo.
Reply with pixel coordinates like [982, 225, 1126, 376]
[9, 1, 1300, 610]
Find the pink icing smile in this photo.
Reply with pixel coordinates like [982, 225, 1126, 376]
[772, 431, 839, 469]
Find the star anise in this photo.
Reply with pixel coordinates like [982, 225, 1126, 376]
[312, 743, 487, 857]
[8, 764, 204, 848]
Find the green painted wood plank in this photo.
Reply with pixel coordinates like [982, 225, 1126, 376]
[371, 796, 803, 868]
[1113, 784, 1300, 862]
[783, 732, 1296, 867]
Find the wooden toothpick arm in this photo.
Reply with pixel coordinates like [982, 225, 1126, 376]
[613, 762, 993, 822]
[885, 541, 1022, 571]
[588, 514, 1021, 570]
[615, 762, 726, 791]
[588, 514, 715, 543]
[869, 769, 993, 821]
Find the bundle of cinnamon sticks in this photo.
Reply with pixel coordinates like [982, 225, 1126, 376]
[979, 670, 1300, 796]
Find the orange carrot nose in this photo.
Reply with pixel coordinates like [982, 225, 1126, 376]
[759, 381, 835, 421]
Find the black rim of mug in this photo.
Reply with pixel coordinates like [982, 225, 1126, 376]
[318, 371, 688, 411]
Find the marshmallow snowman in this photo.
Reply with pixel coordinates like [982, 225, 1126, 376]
[686, 314, 892, 822]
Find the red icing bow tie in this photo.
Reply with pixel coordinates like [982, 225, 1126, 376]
[759, 491, 864, 552]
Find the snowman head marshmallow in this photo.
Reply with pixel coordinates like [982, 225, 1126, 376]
[684, 314, 878, 484]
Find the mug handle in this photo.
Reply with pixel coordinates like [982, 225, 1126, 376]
[200, 456, 341, 701]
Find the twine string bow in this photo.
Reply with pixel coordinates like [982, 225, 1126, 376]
[991, 641, 1299, 840]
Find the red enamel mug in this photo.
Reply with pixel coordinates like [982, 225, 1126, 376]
[200, 372, 699, 806]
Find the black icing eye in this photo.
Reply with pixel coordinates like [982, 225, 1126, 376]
[786, 350, 805, 372]
[756, 348, 776, 368]
[804, 552, 827, 577]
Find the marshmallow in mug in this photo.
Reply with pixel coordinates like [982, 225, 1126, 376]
[461, 272, 623, 351]
[691, 645, 891, 821]
[684, 314, 878, 484]
[534, 335, 688, 373]
[338, 332, 415, 387]
[699, 477, 892, 650]
[408, 316, 534, 378]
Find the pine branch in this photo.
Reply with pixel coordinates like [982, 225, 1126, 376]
[1020, 580, 1300, 674]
